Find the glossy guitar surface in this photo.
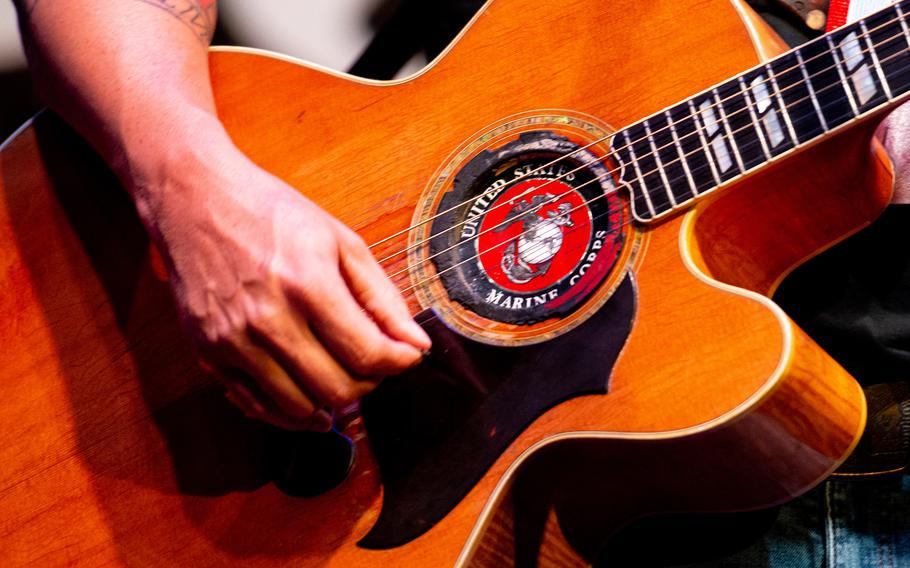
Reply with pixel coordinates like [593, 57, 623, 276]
[0, 0, 883, 565]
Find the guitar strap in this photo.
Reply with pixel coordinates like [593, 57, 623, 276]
[828, 0, 890, 29]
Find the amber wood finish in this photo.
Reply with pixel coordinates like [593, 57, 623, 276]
[689, 126, 894, 296]
[0, 0, 878, 566]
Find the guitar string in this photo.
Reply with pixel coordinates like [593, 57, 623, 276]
[387, 50, 896, 303]
[389, 70, 903, 301]
[368, 134, 605, 253]
[374, 12, 904, 264]
[391, 86, 835, 309]
[383, 38, 909, 293]
[368, 8, 907, 264]
[370, 15, 907, 271]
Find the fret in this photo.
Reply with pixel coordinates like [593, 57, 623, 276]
[610, 1, 910, 226]
[825, 35, 860, 115]
[648, 114, 696, 204]
[828, 26, 889, 111]
[860, 21, 893, 100]
[799, 38, 852, 129]
[765, 64, 799, 147]
[670, 103, 717, 194]
[712, 88, 746, 173]
[642, 120, 677, 206]
[741, 69, 795, 157]
[626, 123, 674, 214]
[867, 6, 910, 97]
[689, 95, 741, 185]
[686, 100, 724, 185]
[795, 50, 830, 132]
[716, 81, 766, 170]
[612, 126, 681, 220]
[772, 51, 827, 143]
[737, 76, 772, 160]
[664, 110, 699, 197]
[619, 129, 657, 219]
[898, 3, 910, 50]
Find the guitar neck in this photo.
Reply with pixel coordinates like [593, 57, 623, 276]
[611, 0, 910, 222]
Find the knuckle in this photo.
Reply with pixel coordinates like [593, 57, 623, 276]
[359, 286, 389, 312]
[185, 298, 247, 351]
[289, 270, 328, 303]
[197, 317, 241, 351]
[348, 341, 386, 376]
[346, 225, 365, 243]
[323, 381, 359, 408]
[338, 228, 372, 259]
[345, 230, 368, 252]
[244, 299, 282, 337]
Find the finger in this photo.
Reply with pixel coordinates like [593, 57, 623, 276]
[218, 364, 334, 431]
[247, 311, 380, 409]
[223, 380, 267, 416]
[264, 408, 333, 432]
[339, 232, 432, 351]
[213, 365, 301, 426]
[286, 270, 424, 378]
[205, 360, 268, 417]
[307, 408, 335, 432]
[217, 339, 322, 424]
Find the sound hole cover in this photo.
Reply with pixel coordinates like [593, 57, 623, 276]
[411, 114, 637, 345]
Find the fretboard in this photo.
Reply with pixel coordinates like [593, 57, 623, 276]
[611, 0, 910, 222]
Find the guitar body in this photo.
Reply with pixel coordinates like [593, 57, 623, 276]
[0, 0, 884, 565]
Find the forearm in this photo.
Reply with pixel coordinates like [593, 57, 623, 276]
[14, 0, 430, 430]
[14, 0, 223, 212]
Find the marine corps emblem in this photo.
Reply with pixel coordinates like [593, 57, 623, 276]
[426, 129, 626, 326]
[497, 196, 575, 284]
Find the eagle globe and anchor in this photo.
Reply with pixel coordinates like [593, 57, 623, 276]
[498, 196, 575, 284]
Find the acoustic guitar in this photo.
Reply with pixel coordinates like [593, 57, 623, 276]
[1, 0, 901, 565]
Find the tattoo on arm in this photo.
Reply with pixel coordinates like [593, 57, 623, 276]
[14, 1, 216, 44]
[136, 0, 218, 44]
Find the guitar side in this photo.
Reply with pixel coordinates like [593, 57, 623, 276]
[0, 0, 874, 566]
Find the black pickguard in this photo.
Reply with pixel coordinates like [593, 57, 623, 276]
[358, 274, 636, 549]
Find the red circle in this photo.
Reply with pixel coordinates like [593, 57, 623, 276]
[475, 180, 592, 293]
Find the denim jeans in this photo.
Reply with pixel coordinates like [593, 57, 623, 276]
[685, 475, 910, 568]
[599, 475, 910, 566]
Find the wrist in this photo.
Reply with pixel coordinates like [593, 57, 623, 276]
[115, 108, 239, 228]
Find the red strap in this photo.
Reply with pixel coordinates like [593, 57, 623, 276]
[827, 0, 852, 30]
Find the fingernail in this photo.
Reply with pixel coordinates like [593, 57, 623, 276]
[406, 348, 429, 370]
[311, 410, 334, 432]
[408, 319, 432, 349]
